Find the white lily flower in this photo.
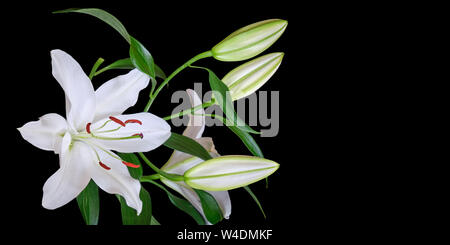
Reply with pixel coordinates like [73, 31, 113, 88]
[160, 89, 231, 223]
[18, 50, 171, 214]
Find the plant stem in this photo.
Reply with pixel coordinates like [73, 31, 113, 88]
[163, 100, 214, 120]
[144, 50, 213, 112]
[137, 152, 184, 182]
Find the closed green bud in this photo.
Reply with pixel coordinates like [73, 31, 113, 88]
[211, 19, 287, 61]
[222, 52, 284, 101]
[184, 155, 279, 191]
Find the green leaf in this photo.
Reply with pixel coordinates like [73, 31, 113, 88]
[228, 125, 264, 157]
[53, 8, 131, 43]
[93, 58, 166, 80]
[141, 178, 206, 225]
[76, 180, 99, 225]
[117, 153, 143, 179]
[118, 187, 152, 225]
[129, 36, 156, 79]
[193, 189, 223, 224]
[243, 186, 266, 219]
[163, 132, 212, 161]
[191, 66, 259, 134]
[150, 216, 161, 225]
[154, 63, 167, 80]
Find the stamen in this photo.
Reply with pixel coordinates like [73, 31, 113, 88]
[122, 161, 140, 168]
[99, 161, 111, 170]
[86, 123, 91, 134]
[132, 133, 144, 139]
[125, 119, 142, 125]
[109, 116, 126, 127]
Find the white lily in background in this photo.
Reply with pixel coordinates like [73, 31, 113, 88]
[18, 50, 171, 214]
[160, 89, 231, 223]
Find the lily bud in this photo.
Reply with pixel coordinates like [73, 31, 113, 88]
[211, 19, 287, 61]
[222, 52, 284, 101]
[184, 155, 279, 191]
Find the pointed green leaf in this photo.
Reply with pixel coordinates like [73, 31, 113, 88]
[163, 132, 212, 161]
[76, 180, 99, 225]
[150, 216, 161, 225]
[93, 58, 166, 80]
[193, 189, 223, 224]
[191, 66, 259, 134]
[53, 8, 131, 43]
[243, 186, 266, 219]
[129, 36, 156, 79]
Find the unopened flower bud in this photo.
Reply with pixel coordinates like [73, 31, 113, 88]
[211, 19, 287, 61]
[222, 52, 284, 101]
[184, 155, 279, 191]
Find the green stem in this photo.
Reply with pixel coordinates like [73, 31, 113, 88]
[140, 174, 161, 181]
[144, 50, 213, 112]
[163, 100, 214, 120]
[137, 152, 185, 182]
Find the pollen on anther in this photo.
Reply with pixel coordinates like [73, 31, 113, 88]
[99, 161, 111, 170]
[86, 123, 91, 134]
[109, 116, 126, 127]
[122, 161, 140, 168]
[125, 119, 142, 125]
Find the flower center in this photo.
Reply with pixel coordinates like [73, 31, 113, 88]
[72, 116, 144, 171]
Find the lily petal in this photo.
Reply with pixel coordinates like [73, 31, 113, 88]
[162, 90, 210, 169]
[94, 69, 150, 122]
[18, 113, 67, 152]
[183, 89, 205, 139]
[88, 144, 142, 214]
[51, 49, 95, 131]
[90, 112, 171, 153]
[42, 139, 92, 210]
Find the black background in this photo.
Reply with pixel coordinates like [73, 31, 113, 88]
[2, 0, 373, 243]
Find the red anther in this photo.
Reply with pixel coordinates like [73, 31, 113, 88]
[86, 123, 91, 134]
[122, 161, 140, 168]
[109, 116, 126, 127]
[125, 119, 142, 125]
[99, 161, 111, 170]
[132, 133, 144, 139]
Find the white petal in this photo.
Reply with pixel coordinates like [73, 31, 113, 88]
[208, 191, 231, 219]
[90, 112, 170, 153]
[18, 113, 67, 152]
[42, 140, 92, 210]
[183, 89, 205, 139]
[51, 49, 96, 131]
[88, 145, 142, 214]
[184, 155, 279, 191]
[94, 69, 150, 122]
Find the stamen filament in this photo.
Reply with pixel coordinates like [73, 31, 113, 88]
[95, 126, 122, 134]
[92, 134, 143, 141]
